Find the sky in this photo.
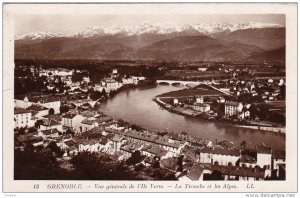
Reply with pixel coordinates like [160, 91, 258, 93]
[15, 14, 285, 35]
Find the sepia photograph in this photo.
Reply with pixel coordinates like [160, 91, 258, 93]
[2, 3, 298, 193]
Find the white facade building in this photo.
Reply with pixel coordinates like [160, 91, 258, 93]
[14, 108, 35, 128]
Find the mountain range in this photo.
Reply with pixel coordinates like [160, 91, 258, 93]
[15, 22, 286, 63]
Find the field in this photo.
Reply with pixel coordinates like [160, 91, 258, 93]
[157, 84, 225, 98]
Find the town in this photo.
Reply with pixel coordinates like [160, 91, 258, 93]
[13, 60, 286, 181]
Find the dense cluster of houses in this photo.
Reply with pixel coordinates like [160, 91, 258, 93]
[14, 66, 285, 181]
[14, 91, 286, 181]
[35, 67, 146, 94]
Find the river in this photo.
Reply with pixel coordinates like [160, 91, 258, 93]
[99, 85, 285, 150]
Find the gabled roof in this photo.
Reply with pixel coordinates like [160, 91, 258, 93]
[96, 116, 113, 124]
[256, 145, 272, 154]
[273, 149, 285, 159]
[64, 139, 78, 148]
[27, 104, 48, 111]
[112, 134, 124, 142]
[209, 164, 265, 178]
[14, 108, 30, 115]
[62, 113, 78, 119]
[41, 119, 61, 127]
[217, 140, 235, 149]
[41, 128, 60, 136]
[225, 101, 240, 107]
[240, 155, 256, 164]
[186, 163, 204, 181]
[99, 136, 110, 145]
[161, 157, 178, 171]
[43, 115, 62, 122]
[81, 119, 96, 125]
[200, 146, 240, 157]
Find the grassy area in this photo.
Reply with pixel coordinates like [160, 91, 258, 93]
[157, 84, 225, 98]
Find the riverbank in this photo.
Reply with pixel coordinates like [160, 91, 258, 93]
[153, 97, 286, 134]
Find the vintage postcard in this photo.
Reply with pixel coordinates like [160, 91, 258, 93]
[2, 3, 298, 193]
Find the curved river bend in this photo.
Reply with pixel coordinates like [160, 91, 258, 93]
[100, 85, 285, 150]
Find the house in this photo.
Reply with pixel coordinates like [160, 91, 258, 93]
[108, 134, 126, 154]
[36, 98, 61, 114]
[160, 157, 178, 172]
[39, 119, 63, 132]
[27, 104, 49, 118]
[193, 103, 210, 112]
[224, 101, 243, 117]
[239, 155, 257, 168]
[182, 146, 200, 162]
[173, 98, 179, 105]
[131, 76, 145, 85]
[78, 139, 99, 153]
[120, 142, 143, 160]
[179, 163, 210, 181]
[14, 108, 34, 128]
[141, 145, 168, 159]
[14, 96, 32, 109]
[238, 107, 251, 119]
[195, 96, 204, 103]
[198, 67, 208, 72]
[273, 150, 285, 177]
[207, 164, 265, 181]
[62, 113, 85, 133]
[256, 145, 272, 169]
[38, 128, 60, 139]
[98, 134, 114, 153]
[61, 139, 78, 156]
[81, 119, 98, 132]
[199, 146, 240, 166]
[103, 78, 119, 92]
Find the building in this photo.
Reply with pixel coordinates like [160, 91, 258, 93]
[224, 101, 243, 117]
[14, 108, 34, 128]
[195, 96, 204, 103]
[193, 103, 210, 112]
[39, 119, 63, 132]
[27, 104, 49, 118]
[198, 67, 208, 72]
[179, 163, 210, 181]
[199, 146, 240, 166]
[37, 98, 61, 114]
[62, 113, 85, 133]
[256, 145, 272, 169]
[273, 150, 285, 171]
[81, 119, 98, 132]
[38, 128, 60, 139]
[15, 96, 61, 114]
[173, 98, 179, 105]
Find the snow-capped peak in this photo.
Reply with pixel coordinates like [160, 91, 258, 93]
[15, 31, 66, 40]
[16, 22, 284, 40]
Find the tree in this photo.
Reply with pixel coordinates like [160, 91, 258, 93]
[59, 105, 70, 114]
[205, 170, 224, 180]
[177, 155, 184, 172]
[14, 146, 67, 180]
[126, 151, 144, 165]
[48, 108, 55, 115]
[69, 152, 137, 180]
[47, 141, 64, 157]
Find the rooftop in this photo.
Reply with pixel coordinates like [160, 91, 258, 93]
[225, 101, 240, 107]
[62, 113, 78, 119]
[200, 146, 240, 157]
[186, 163, 204, 181]
[14, 108, 30, 115]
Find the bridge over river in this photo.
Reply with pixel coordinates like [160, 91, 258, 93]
[156, 80, 203, 86]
